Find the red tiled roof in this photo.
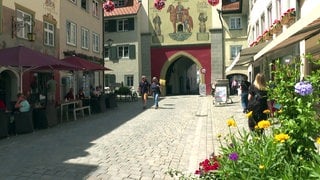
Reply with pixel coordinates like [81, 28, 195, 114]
[104, 0, 141, 17]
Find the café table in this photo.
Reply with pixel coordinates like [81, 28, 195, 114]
[60, 100, 81, 122]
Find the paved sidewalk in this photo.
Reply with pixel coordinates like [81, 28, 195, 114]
[0, 94, 248, 179]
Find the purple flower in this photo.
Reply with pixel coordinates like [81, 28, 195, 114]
[229, 152, 239, 161]
[294, 81, 313, 96]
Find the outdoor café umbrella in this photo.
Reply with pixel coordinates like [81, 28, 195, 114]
[0, 46, 78, 92]
[61, 56, 112, 71]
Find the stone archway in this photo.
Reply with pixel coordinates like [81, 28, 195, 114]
[0, 69, 18, 107]
[159, 52, 204, 96]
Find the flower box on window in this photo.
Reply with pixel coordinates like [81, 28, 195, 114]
[281, 8, 296, 25]
[270, 19, 282, 35]
[262, 30, 272, 41]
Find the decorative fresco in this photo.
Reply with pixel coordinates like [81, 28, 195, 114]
[150, 0, 212, 44]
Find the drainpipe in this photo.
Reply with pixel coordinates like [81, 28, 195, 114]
[217, 9, 225, 79]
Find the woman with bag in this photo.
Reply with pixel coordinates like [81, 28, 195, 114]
[247, 73, 272, 132]
[151, 77, 161, 109]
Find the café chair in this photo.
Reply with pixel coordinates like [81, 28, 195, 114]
[14, 109, 34, 134]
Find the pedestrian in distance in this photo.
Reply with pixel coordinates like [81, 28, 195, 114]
[247, 73, 272, 132]
[138, 75, 150, 109]
[240, 76, 251, 113]
[151, 77, 161, 109]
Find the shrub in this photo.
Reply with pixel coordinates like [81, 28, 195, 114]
[167, 55, 320, 179]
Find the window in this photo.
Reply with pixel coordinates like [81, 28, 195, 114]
[44, 21, 55, 46]
[255, 21, 259, 39]
[105, 74, 116, 87]
[118, 45, 129, 58]
[230, 17, 241, 29]
[104, 47, 110, 59]
[261, 14, 265, 33]
[81, 27, 89, 49]
[105, 18, 134, 32]
[230, 45, 242, 60]
[117, 19, 129, 32]
[92, 33, 100, 52]
[92, 0, 99, 17]
[124, 75, 134, 87]
[16, 10, 33, 39]
[276, 0, 281, 20]
[66, 21, 77, 46]
[267, 5, 272, 27]
[81, 0, 88, 10]
[109, 45, 136, 60]
[115, 0, 125, 7]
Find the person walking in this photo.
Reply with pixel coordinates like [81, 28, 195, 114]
[151, 77, 161, 109]
[240, 76, 251, 113]
[247, 73, 272, 132]
[138, 75, 150, 109]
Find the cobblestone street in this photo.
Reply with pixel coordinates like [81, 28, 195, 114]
[0, 95, 248, 179]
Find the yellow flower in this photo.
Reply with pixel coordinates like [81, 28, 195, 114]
[274, 133, 290, 143]
[263, 109, 271, 114]
[257, 120, 271, 129]
[259, 165, 265, 169]
[316, 137, 320, 144]
[227, 118, 236, 127]
[277, 109, 283, 113]
[246, 111, 253, 118]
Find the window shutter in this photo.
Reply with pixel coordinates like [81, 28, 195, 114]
[129, 45, 136, 59]
[106, 20, 117, 32]
[110, 46, 118, 60]
[128, 18, 134, 31]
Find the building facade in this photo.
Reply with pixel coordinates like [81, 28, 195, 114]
[0, 0, 104, 105]
[104, 0, 226, 95]
[231, 0, 320, 82]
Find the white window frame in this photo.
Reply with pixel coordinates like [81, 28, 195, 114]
[124, 75, 134, 87]
[117, 19, 129, 32]
[44, 21, 55, 47]
[118, 45, 129, 58]
[81, 27, 89, 50]
[16, 10, 32, 39]
[92, 32, 100, 53]
[230, 17, 242, 30]
[66, 21, 77, 46]
[92, 0, 99, 17]
[230, 45, 242, 60]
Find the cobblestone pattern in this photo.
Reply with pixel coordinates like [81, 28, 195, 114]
[0, 95, 248, 179]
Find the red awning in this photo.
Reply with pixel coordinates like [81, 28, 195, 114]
[61, 56, 112, 71]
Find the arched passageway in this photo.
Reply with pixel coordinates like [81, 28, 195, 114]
[163, 56, 199, 96]
[0, 70, 18, 108]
